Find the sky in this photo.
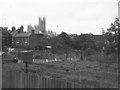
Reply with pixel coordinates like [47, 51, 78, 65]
[0, 0, 119, 35]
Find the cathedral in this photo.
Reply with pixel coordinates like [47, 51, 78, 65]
[27, 17, 46, 34]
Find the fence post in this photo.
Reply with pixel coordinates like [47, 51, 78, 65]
[14, 71, 16, 88]
[25, 61, 28, 73]
[30, 73, 31, 88]
[45, 77, 48, 88]
[42, 76, 44, 88]
[26, 73, 28, 88]
[54, 78, 57, 88]
[22, 72, 24, 88]
[39, 75, 42, 88]
[38, 75, 40, 88]
[35, 74, 38, 88]
[28, 73, 30, 88]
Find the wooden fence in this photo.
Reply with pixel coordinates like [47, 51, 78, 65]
[2, 70, 83, 88]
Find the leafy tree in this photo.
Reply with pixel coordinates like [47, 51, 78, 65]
[40, 35, 50, 46]
[58, 32, 71, 46]
[2, 27, 12, 51]
[104, 18, 120, 54]
[71, 34, 96, 50]
[70, 35, 81, 50]
[49, 35, 69, 54]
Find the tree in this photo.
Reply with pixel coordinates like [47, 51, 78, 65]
[50, 36, 68, 54]
[58, 32, 71, 46]
[104, 18, 120, 54]
[2, 27, 12, 51]
[71, 34, 96, 50]
[106, 18, 119, 36]
[101, 28, 106, 35]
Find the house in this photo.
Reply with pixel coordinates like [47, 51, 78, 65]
[13, 33, 31, 48]
[11, 28, 24, 47]
[12, 30, 44, 50]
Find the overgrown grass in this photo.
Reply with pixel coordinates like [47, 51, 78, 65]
[86, 53, 118, 64]
[2, 50, 118, 88]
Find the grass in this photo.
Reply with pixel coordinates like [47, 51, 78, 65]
[3, 60, 118, 88]
[2, 51, 118, 88]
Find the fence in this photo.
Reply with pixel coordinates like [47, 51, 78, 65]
[2, 70, 83, 88]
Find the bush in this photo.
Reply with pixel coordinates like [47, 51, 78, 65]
[86, 53, 118, 64]
[84, 48, 97, 56]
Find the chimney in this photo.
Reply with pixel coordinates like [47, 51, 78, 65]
[31, 29, 35, 34]
[18, 29, 20, 33]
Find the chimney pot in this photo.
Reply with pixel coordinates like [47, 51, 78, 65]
[31, 30, 35, 34]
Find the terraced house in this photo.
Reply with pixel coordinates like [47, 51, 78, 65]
[11, 30, 44, 50]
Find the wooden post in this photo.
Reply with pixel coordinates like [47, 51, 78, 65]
[25, 61, 28, 73]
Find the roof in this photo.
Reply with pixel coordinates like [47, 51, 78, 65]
[20, 50, 33, 53]
[0, 51, 5, 56]
[45, 46, 52, 49]
[15, 33, 31, 37]
[11, 30, 18, 36]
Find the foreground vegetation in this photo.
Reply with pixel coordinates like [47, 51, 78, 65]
[3, 56, 118, 88]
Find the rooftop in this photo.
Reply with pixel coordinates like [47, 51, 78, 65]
[15, 33, 31, 37]
[11, 30, 18, 36]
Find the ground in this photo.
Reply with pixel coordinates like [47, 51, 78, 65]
[3, 58, 118, 88]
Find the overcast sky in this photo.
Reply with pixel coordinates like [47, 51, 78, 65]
[0, 0, 119, 35]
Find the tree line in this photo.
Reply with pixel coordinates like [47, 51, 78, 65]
[1, 18, 120, 55]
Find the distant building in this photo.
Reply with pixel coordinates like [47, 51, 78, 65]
[27, 17, 57, 37]
[46, 30, 56, 38]
[12, 30, 44, 50]
[10, 28, 24, 47]
[37, 17, 46, 33]
[27, 25, 33, 33]
[27, 17, 46, 34]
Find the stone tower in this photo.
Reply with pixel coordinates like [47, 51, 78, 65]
[27, 25, 33, 33]
[27, 17, 46, 34]
[37, 17, 46, 34]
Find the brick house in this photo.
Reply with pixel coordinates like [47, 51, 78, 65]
[12, 30, 44, 50]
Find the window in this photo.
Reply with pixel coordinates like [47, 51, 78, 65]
[25, 38, 28, 42]
[21, 38, 23, 41]
[16, 38, 19, 43]
[24, 38, 28, 43]
[24, 42, 28, 46]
